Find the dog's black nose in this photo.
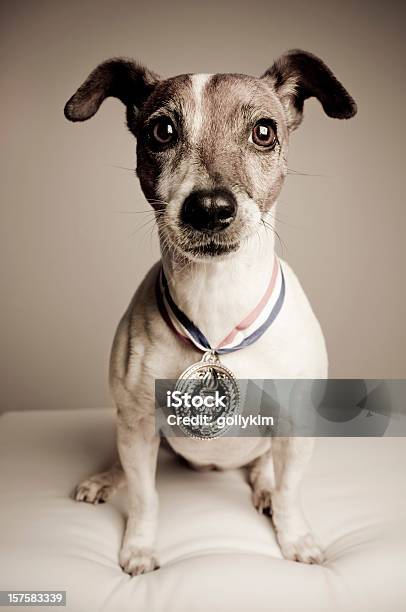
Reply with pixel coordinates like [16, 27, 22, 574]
[181, 189, 237, 232]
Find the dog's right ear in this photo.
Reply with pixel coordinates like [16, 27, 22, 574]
[262, 50, 357, 131]
[64, 58, 160, 122]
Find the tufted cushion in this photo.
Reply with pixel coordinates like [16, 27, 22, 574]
[0, 409, 405, 611]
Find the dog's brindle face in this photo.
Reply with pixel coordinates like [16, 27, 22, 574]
[64, 50, 357, 261]
[133, 74, 288, 259]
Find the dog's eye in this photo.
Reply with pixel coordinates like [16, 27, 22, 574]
[250, 120, 277, 149]
[148, 117, 177, 148]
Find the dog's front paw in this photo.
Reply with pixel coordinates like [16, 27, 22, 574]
[252, 487, 272, 515]
[75, 479, 114, 504]
[119, 545, 160, 576]
[277, 532, 324, 564]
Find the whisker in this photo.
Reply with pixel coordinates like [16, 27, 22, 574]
[266, 211, 298, 229]
[261, 217, 287, 255]
[147, 198, 170, 207]
[113, 210, 160, 215]
[128, 216, 156, 238]
[109, 165, 136, 173]
[287, 167, 328, 177]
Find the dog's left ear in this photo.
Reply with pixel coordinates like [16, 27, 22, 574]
[64, 58, 160, 123]
[262, 49, 357, 131]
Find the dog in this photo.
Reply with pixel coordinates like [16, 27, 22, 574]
[65, 49, 356, 575]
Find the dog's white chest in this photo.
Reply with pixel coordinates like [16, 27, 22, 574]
[159, 261, 327, 468]
[166, 435, 271, 469]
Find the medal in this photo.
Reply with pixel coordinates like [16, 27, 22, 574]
[174, 351, 240, 439]
[155, 257, 285, 439]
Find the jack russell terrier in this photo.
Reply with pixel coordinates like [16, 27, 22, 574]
[65, 49, 356, 575]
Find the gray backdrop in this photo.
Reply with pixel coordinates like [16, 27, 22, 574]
[1, 0, 405, 412]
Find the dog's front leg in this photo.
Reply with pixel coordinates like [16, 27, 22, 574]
[271, 437, 324, 564]
[117, 414, 160, 576]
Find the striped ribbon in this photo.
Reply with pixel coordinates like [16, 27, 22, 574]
[155, 257, 285, 355]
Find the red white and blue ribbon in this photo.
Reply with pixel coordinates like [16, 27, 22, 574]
[156, 257, 285, 355]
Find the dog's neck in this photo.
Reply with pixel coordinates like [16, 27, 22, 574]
[161, 217, 276, 348]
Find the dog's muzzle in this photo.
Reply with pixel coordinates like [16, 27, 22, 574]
[180, 188, 237, 233]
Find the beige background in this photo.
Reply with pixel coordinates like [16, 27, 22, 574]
[1, 0, 405, 412]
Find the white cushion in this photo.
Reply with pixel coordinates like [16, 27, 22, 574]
[0, 409, 405, 611]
